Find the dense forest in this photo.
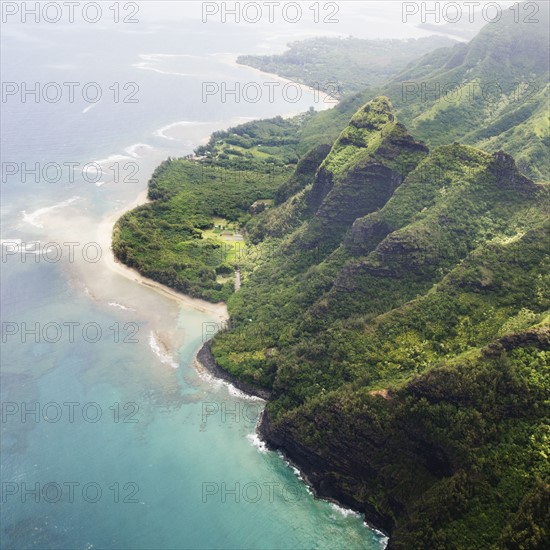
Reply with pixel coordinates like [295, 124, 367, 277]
[114, 4, 549, 548]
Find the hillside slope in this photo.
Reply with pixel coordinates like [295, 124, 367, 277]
[113, 10, 550, 545]
[383, 1, 549, 181]
[210, 98, 550, 547]
[237, 35, 457, 96]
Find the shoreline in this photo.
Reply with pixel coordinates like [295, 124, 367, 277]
[98, 190, 229, 323]
[261, 409, 392, 545]
[99, 52, 338, 324]
[221, 53, 338, 115]
[194, 341, 271, 400]
[194, 339, 391, 547]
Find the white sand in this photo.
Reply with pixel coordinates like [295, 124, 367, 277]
[220, 53, 339, 112]
[98, 191, 229, 323]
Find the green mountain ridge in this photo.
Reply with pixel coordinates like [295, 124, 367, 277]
[382, 2, 550, 181]
[300, 97, 429, 249]
[209, 98, 549, 547]
[237, 35, 458, 97]
[112, 10, 550, 546]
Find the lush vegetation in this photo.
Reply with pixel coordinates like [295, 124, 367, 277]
[209, 97, 549, 548]
[273, 336, 549, 549]
[381, 3, 550, 182]
[112, 156, 292, 302]
[114, 6, 549, 547]
[194, 114, 312, 168]
[111, 103, 389, 302]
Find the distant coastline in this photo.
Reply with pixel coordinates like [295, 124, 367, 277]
[104, 53, 338, 319]
[223, 52, 338, 113]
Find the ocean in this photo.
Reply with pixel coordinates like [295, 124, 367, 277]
[1, 3, 436, 548]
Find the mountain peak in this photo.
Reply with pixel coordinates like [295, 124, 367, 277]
[321, 96, 399, 178]
[349, 96, 395, 129]
[302, 97, 428, 249]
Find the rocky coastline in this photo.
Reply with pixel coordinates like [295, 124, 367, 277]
[195, 339, 394, 547]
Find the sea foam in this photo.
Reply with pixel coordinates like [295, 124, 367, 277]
[124, 143, 154, 158]
[21, 196, 80, 228]
[108, 301, 135, 312]
[153, 120, 210, 141]
[132, 53, 200, 77]
[246, 433, 268, 454]
[149, 331, 179, 369]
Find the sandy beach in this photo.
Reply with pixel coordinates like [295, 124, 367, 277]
[219, 53, 338, 113]
[98, 190, 229, 323]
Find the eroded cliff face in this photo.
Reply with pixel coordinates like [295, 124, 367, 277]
[315, 144, 543, 321]
[258, 328, 549, 549]
[346, 149, 540, 257]
[275, 143, 332, 206]
[490, 151, 540, 195]
[258, 409, 396, 536]
[301, 97, 428, 250]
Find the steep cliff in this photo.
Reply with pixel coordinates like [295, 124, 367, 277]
[210, 97, 549, 547]
[301, 97, 428, 250]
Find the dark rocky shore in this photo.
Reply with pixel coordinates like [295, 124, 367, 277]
[195, 340, 393, 546]
[196, 341, 272, 400]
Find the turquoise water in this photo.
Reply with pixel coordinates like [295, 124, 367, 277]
[1, 8, 392, 549]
